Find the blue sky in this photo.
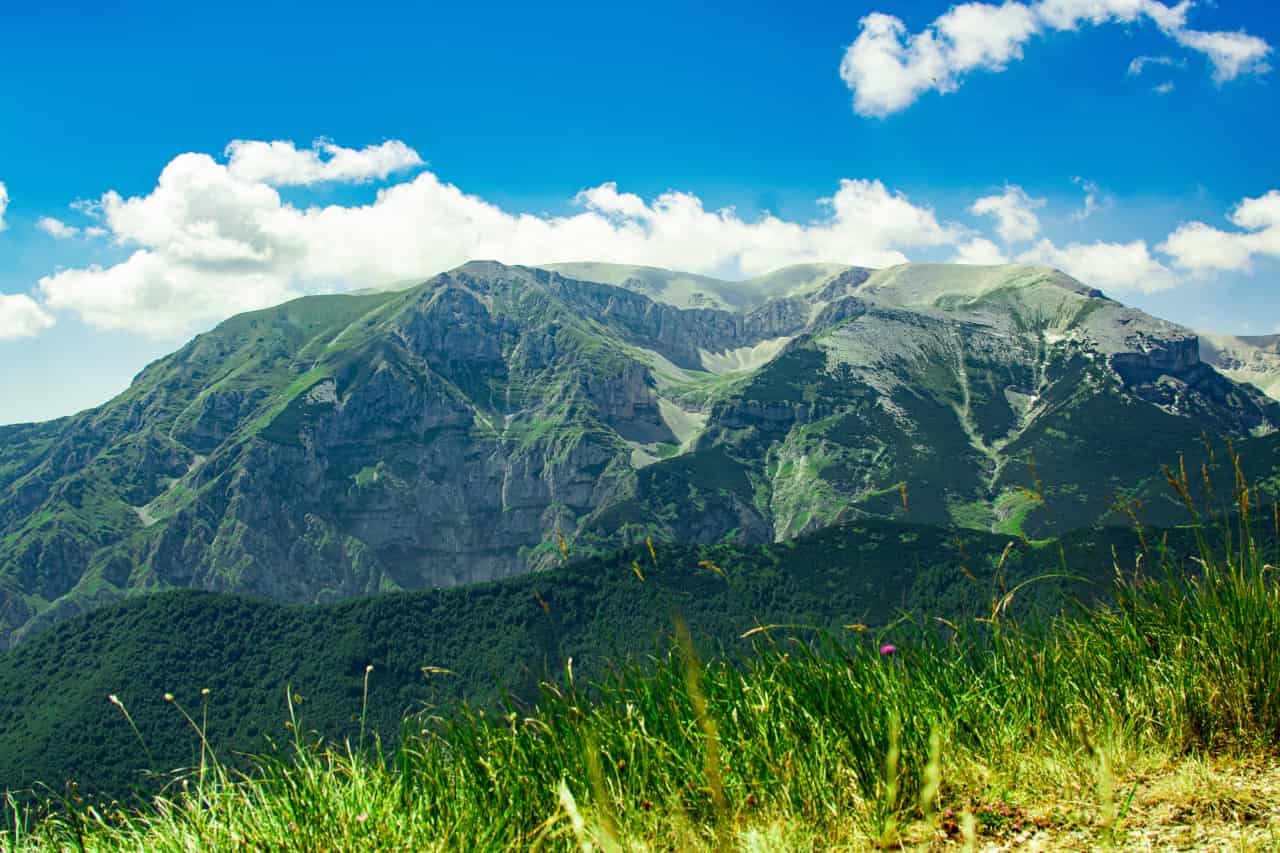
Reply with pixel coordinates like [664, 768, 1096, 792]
[1, 0, 1277, 424]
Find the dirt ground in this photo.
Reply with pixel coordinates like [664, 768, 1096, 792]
[931, 756, 1280, 852]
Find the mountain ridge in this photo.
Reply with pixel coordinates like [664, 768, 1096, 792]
[1, 260, 1278, 647]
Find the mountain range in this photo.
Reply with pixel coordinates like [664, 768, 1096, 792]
[2, 260, 1278, 648]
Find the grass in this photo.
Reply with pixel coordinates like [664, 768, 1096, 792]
[5, 456, 1280, 850]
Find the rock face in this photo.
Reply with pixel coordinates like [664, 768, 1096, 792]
[1, 261, 1278, 647]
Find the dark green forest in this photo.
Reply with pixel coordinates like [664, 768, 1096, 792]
[0, 517, 1243, 803]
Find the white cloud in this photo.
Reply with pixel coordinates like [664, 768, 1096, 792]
[0, 181, 8, 232]
[0, 294, 56, 340]
[224, 139, 424, 186]
[839, 5, 1039, 117]
[1070, 176, 1109, 221]
[1160, 189, 1280, 273]
[1169, 26, 1273, 83]
[98, 153, 283, 265]
[1153, 81, 1175, 94]
[1035, 0, 1187, 31]
[35, 141, 963, 336]
[970, 184, 1045, 243]
[935, 1, 1043, 71]
[36, 216, 80, 239]
[840, 0, 1272, 116]
[576, 182, 651, 219]
[1127, 54, 1176, 75]
[952, 237, 1010, 264]
[39, 252, 293, 336]
[1019, 237, 1178, 292]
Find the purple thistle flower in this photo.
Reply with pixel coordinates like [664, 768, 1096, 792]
[879, 644, 897, 656]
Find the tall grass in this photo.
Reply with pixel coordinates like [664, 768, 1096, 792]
[7, 449, 1280, 850]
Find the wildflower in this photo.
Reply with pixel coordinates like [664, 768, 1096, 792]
[356, 812, 368, 823]
[879, 644, 897, 656]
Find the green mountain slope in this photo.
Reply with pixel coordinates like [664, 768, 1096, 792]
[0, 517, 1194, 801]
[1, 261, 1277, 647]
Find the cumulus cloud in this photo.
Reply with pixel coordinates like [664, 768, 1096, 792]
[0, 294, 56, 340]
[36, 216, 80, 239]
[1019, 237, 1178, 293]
[970, 184, 1044, 243]
[224, 139, 424, 186]
[0, 181, 8, 232]
[1160, 189, 1280, 273]
[24, 138, 1278, 338]
[952, 237, 1010, 265]
[839, 4, 1040, 117]
[35, 142, 963, 336]
[840, 0, 1272, 116]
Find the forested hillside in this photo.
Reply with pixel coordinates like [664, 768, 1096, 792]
[0, 517, 1204, 800]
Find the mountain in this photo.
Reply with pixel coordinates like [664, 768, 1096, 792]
[1200, 332, 1280, 401]
[1, 261, 1278, 647]
[0, 518, 1182, 800]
